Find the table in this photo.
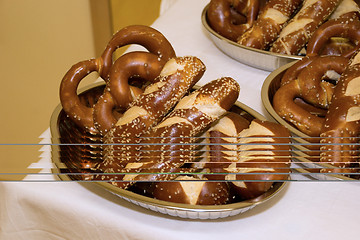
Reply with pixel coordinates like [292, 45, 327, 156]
[1, 0, 360, 239]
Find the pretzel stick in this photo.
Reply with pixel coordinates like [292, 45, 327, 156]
[93, 56, 206, 184]
[116, 77, 240, 189]
[270, 0, 342, 55]
[237, 0, 302, 50]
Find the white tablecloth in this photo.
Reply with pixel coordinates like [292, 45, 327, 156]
[1, 0, 360, 239]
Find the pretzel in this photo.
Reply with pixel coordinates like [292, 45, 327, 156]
[152, 176, 230, 205]
[204, 112, 250, 180]
[273, 56, 349, 136]
[320, 51, 360, 174]
[60, 59, 104, 132]
[99, 25, 176, 80]
[207, 0, 260, 41]
[224, 120, 291, 200]
[93, 56, 206, 185]
[60, 25, 176, 132]
[270, 0, 341, 55]
[280, 56, 317, 85]
[115, 77, 240, 189]
[306, 18, 360, 58]
[328, 0, 360, 21]
[237, 0, 302, 50]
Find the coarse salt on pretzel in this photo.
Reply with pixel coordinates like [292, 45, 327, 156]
[152, 175, 231, 205]
[60, 58, 104, 132]
[328, 0, 360, 21]
[237, 0, 302, 50]
[204, 112, 250, 180]
[93, 56, 206, 185]
[224, 120, 291, 200]
[307, 18, 360, 58]
[92, 51, 167, 135]
[273, 56, 349, 136]
[115, 77, 240, 189]
[99, 25, 175, 80]
[60, 25, 175, 133]
[320, 50, 360, 174]
[207, 0, 260, 41]
[270, 0, 342, 55]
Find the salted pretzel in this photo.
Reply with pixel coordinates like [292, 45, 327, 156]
[320, 51, 360, 174]
[152, 176, 230, 205]
[270, 0, 341, 55]
[224, 120, 291, 200]
[204, 112, 250, 180]
[237, 0, 302, 50]
[280, 56, 317, 85]
[328, 0, 360, 21]
[207, 0, 260, 41]
[60, 25, 176, 132]
[99, 25, 176, 80]
[306, 18, 360, 58]
[92, 51, 168, 134]
[93, 56, 206, 185]
[273, 56, 349, 136]
[114, 77, 240, 189]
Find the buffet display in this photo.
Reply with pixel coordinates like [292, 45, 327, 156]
[51, 0, 360, 219]
[52, 24, 294, 218]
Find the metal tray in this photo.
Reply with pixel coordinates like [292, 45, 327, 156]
[201, 4, 302, 72]
[50, 82, 288, 219]
[261, 62, 356, 181]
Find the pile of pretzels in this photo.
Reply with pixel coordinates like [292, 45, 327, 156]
[273, 46, 360, 175]
[207, 0, 360, 56]
[59, 25, 291, 205]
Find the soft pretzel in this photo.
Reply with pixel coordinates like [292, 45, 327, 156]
[270, 0, 341, 55]
[320, 51, 360, 174]
[60, 25, 176, 132]
[308, 0, 360, 57]
[60, 59, 104, 132]
[91, 51, 167, 135]
[207, 0, 260, 41]
[273, 56, 349, 136]
[328, 0, 360, 21]
[224, 120, 291, 200]
[99, 25, 175, 80]
[115, 77, 240, 189]
[152, 176, 231, 205]
[306, 18, 360, 58]
[280, 55, 317, 85]
[204, 112, 250, 180]
[237, 0, 302, 50]
[93, 56, 206, 184]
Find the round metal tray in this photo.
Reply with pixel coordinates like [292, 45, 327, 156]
[50, 82, 288, 219]
[261, 62, 356, 181]
[201, 4, 302, 72]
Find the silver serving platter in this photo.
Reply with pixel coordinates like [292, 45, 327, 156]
[261, 62, 357, 181]
[50, 82, 288, 219]
[201, 4, 302, 72]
